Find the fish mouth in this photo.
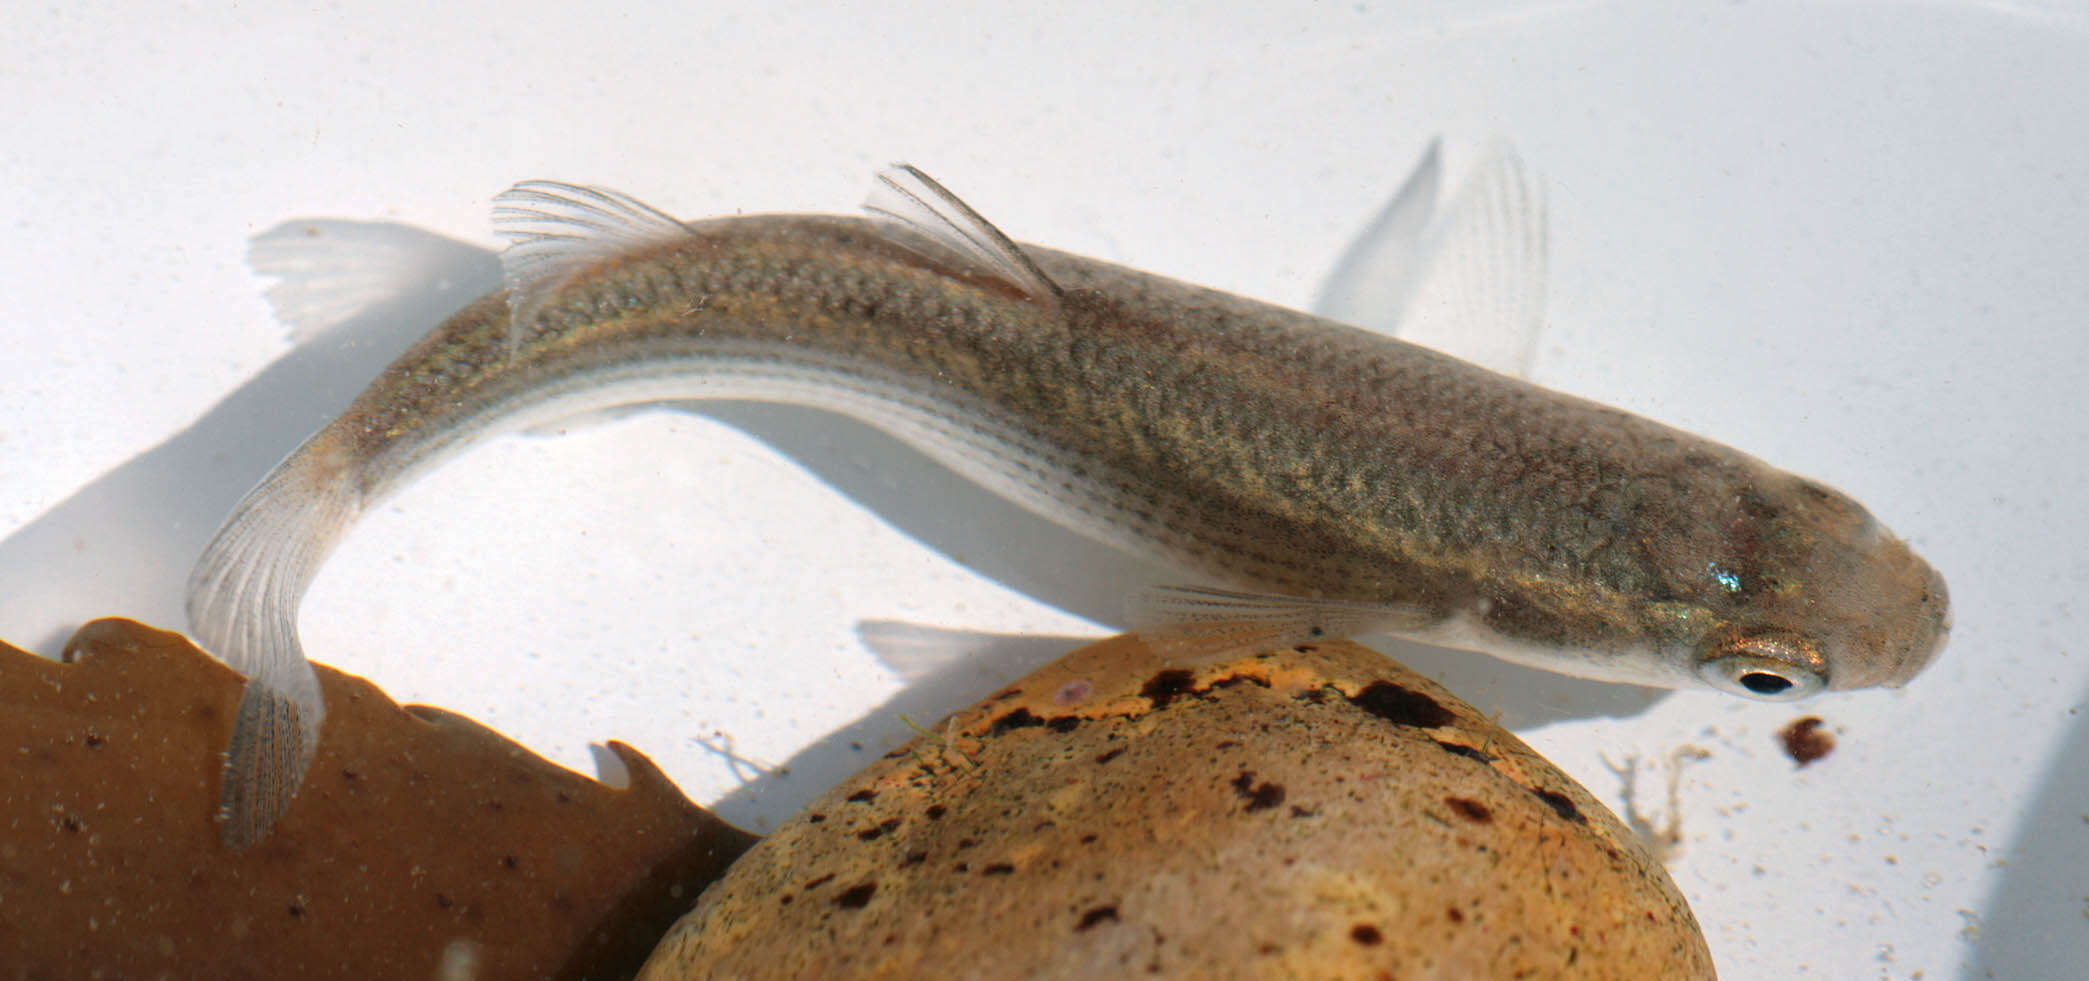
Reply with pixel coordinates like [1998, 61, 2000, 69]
[1883, 560, 1951, 689]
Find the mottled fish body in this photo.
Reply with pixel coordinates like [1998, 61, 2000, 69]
[187, 160, 1948, 846]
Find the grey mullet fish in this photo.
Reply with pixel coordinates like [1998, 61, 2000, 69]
[187, 158, 1950, 847]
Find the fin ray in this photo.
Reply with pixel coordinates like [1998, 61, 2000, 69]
[217, 684, 311, 848]
[1316, 138, 1444, 339]
[865, 165, 1062, 303]
[492, 181, 693, 352]
[247, 220, 496, 343]
[186, 441, 358, 847]
[1317, 140, 1548, 380]
[1131, 584, 1437, 665]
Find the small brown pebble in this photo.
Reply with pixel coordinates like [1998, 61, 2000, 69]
[1779, 715, 1837, 767]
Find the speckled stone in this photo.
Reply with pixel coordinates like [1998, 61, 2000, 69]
[641, 633, 1713, 979]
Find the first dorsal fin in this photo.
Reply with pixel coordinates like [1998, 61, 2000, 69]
[491, 181, 693, 352]
[864, 165, 1062, 303]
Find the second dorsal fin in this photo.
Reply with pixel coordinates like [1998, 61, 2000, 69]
[491, 181, 694, 351]
[865, 165, 1062, 303]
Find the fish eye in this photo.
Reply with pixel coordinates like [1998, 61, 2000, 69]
[1695, 631, 1827, 701]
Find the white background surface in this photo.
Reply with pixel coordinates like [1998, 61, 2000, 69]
[4, 2, 2085, 977]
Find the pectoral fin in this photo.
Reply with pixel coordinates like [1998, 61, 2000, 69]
[1131, 584, 1437, 665]
[1317, 140, 1547, 380]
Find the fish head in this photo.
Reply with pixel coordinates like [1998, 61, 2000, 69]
[1686, 475, 1949, 699]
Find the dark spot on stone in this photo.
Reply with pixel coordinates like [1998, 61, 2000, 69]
[1444, 797, 1493, 823]
[846, 789, 878, 803]
[1214, 740, 1241, 750]
[779, 893, 794, 905]
[555, 791, 573, 804]
[1435, 740, 1494, 763]
[1289, 806, 1316, 818]
[957, 837, 979, 849]
[1095, 747, 1126, 764]
[1080, 833, 1099, 844]
[57, 815, 83, 833]
[1779, 715, 1836, 767]
[499, 855, 519, 870]
[340, 767, 361, 783]
[82, 732, 105, 749]
[1293, 644, 1318, 654]
[1047, 715, 1082, 733]
[804, 873, 836, 890]
[435, 893, 453, 909]
[992, 688, 1023, 701]
[982, 863, 1015, 876]
[1231, 771, 1286, 812]
[991, 707, 1046, 734]
[1350, 924, 1382, 945]
[834, 882, 877, 909]
[953, 862, 969, 873]
[1208, 673, 1270, 691]
[1349, 681, 1454, 728]
[808, 813, 827, 823]
[1077, 905, 1119, 931]
[1531, 787, 1586, 824]
[1295, 688, 1329, 705]
[925, 804, 947, 820]
[288, 901, 307, 919]
[1447, 907, 1465, 924]
[857, 818, 902, 841]
[901, 850, 927, 867]
[1140, 669, 1198, 708]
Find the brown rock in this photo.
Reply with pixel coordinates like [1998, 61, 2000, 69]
[0, 618, 757, 980]
[642, 634, 1712, 979]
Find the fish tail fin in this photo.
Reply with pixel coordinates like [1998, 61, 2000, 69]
[218, 680, 316, 849]
[185, 436, 358, 848]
